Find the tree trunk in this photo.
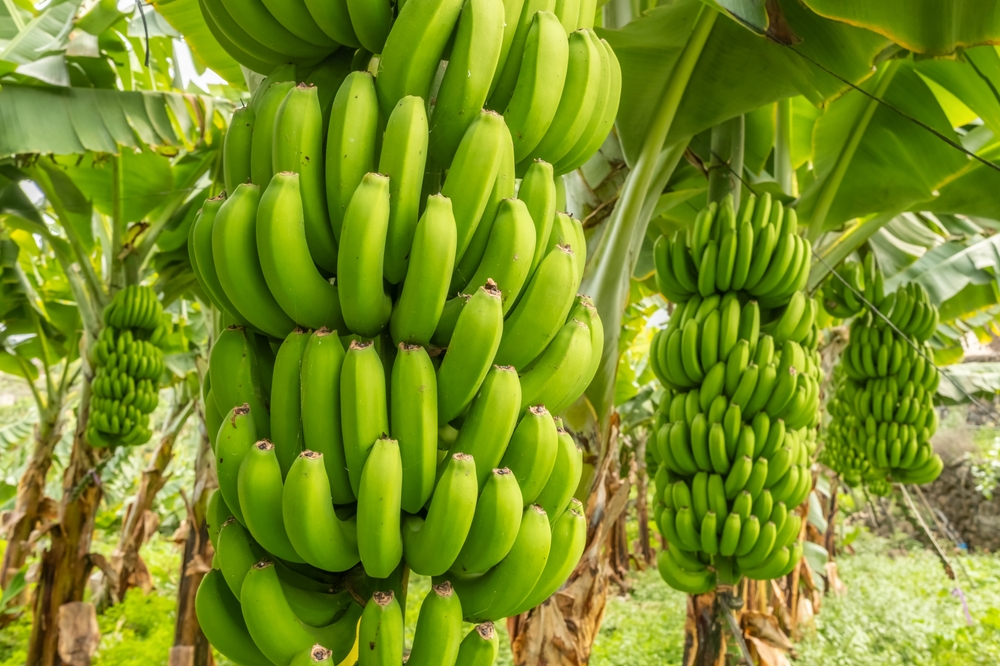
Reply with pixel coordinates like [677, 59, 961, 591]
[633, 432, 653, 567]
[94, 397, 194, 609]
[683, 593, 726, 666]
[27, 381, 111, 666]
[508, 418, 631, 665]
[172, 402, 217, 666]
[1, 408, 64, 589]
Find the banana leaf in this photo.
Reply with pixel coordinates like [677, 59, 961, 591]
[938, 362, 1000, 403]
[0, 0, 81, 64]
[602, 0, 890, 167]
[798, 0, 1000, 56]
[885, 234, 1000, 305]
[153, 0, 245, 87]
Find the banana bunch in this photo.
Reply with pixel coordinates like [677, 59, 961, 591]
[86, 286, 167, 448]
[822, 261, 943, 489]
[648, 193, 820, 595]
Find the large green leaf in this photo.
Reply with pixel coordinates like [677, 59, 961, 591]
[885, 234, 1000, 305]
[602, 0, 890, 166]
[153, 0, 244, 87]
[0, 84, 228, 157]
[938, 362, 1000, 403]
[50, 151, 174, 223]
[799, 0, 1000, 55]
[0, 0, 81, 65]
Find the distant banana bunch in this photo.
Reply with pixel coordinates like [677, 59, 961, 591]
[821, 256, 943, 491]
[86, 285, 167, 448]
[648, 192, 819, 595]
[192, 1, 620, 661]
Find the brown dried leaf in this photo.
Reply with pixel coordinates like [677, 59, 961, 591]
[747, 635, 792, 666]
[57, 601, 100, 666]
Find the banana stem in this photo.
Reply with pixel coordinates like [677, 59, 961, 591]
[706, 114, 745, 210]
[807, 59, 901, 241]
[583, 6, 718, 429]
[774, 97, 796, 197]
[806, 210, 895, 292]
[110, 149, 126, 293]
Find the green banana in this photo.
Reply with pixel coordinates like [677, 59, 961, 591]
[437, 282, 504, 423]
[500, 406, 558, 503]
[257, 172, 345, 330]
[390, 195, 457, 346]
[447, 504, 552, 621]
[376, 0, 464, 117]
[518, 317, 592, 415]
[282, 451, 361, 572]
[224, 105, 254, 193]
[461, 198, 537, 313]
[271, 329, 309, 476]
[428, 0, 505, 166]
[357, 590, 403, 665]
[390, 344, 438, 513]
[341, 340, 389, 496]
[495, 244, 578, 370]
[189, 195, 248, 325]
[326, 71, 379, 242]
[488, 0, 556, 111]
[452, 467, 524, 575]
[219, 0, 333, 58]
[345, 0, 392, 53]
[337, 172, 392, 336]
[510, 501, 586, 614]
[303, 0, 359, 46]
[217, 518, 262, 598]
[290, 645, 333, 666]
[200, 0, 289, 70]
[213, 184, 296, 338]
[655, 548, 715, 594]
[406, 583, 464, 665]
[251, 80, 295, 187]
[440, 110, 508, 262]
[403, 453, 478, 575]
[215, 404, 256, 526]
[455, 623, 500, 666]
[517, 160, 557, 278]
[447, 364, 522, 488]
[195, 569, 271, 666]
[206, 488, 232, 550]
[535, 427, 583, 520]
[238, 440, 303, 563]
[357, 436, 403, 578]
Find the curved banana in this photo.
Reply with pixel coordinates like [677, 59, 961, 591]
[341, 340, 389, 496]
[379, 96, 429, 284]
[224, 105, 254, 193]
[271, 329, 309, 476]
[359, 592, 404, 666]
[495, 244, 578, 370]
[209, 326, 270, 436]
[460, 198, 537, 313]
[250, 80, 295, 187]
[447, 504, 552, 622]
[357, 436, 403, 578]
[447, 364, 522, 488]
[213, 184, 296, 338]
[389, 195, 458, 346]
[510, 500, 586, 614]
[403, 453, 478, 575]
[535, 427, 583, 520]
[566, 295, 604, 398]
[206, 488, 232, 550]
[503, 11, 569, 162]
[345, 0, 392, 53]
[428, 0, 505, 167]
[189, 195, 249, 325]
[195, 569, 271, 666]
[199, 0, 286, 71]
[272, 85, 339, 273]
[219, 0, 334, 59]
[455, 622, 500, 666]
[303, 0, 360, 47]
[283, 451, 360, 572]
[300, 329, 354, 504]
[488, 0, 556, 111]
[215, 406, 256, 527]
[238, 440, 303, 562]
[437, 282, 504, 424]
[499, 405, 558, 503]
[518, 317, 591, 414]
[516, 159, 557, 278]
[217, 518, 262, 598]
[326, 71, 379, 242]
[406, 581, 464, 666]
[452, 467, 524, 575]
[337, 172, 392, 336]
[257, 172, 345, 330]
[258, 0, 335, 47]
[390, 344, 438, 513]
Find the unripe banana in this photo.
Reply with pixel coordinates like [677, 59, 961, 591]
[290, 645, 333, 666]
[200, 0, 289, 70]
[535, 427, 583, 521]
[460, 198, 537, 313]
[390, 344, 439, 513]
[357, 590, 403, 666]
[250, 80, 295, 187]
[376, 0, 464, 117]
[206, 489, 232, 550]
[510, 501, 586, 614]
[406, 581, 464, 666]
[326, 71, 379, 242]
[500, 406, 559, 503]
[224, 106, 254, 193]
[379, 96, 430, 284]
[270, 329, 309, 476]
[455, 623, 500, 666]
[257, 172, 345, 330]
[655, 548, 715, 594]
[219, 0, 333, 59]
[217, 518, 262, 598]
[390, 195, 458, 346]
[337, 172, 392, 336]
[441, 110, 508, 262]
[447, 504, 552, 621]
[283, 451, 361, 572]
[210, 326, 270, 437]
[303, 0, 359, 47]
[215, 404, 256, 526]
[428, 0, 505, 166]
[345, 0, 392, 53]
[195, 569, 271, 666]
[516, 159, 557, 278]
[452, 467, 524, 575]
[437, 281, 504, 423]
[341, 340, 389, 496]
[447, 364, 522, 488]
[404, 453, 478, 575]
[241, 560, 362, 666]
[357, 436, 403, 578]
[488, 0, 556, 111]
[238, 440, 303, 563]
[495, 244, 578, 370]
[518, 318, 592, 414]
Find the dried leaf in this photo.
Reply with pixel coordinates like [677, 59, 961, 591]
[747, 635, 792, 666]
[57, 601, 100, 666]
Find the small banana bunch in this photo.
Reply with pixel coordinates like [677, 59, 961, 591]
[822, 260, 943, 489]
[86, 285, 167, 448]
[648, 193, 820, 595]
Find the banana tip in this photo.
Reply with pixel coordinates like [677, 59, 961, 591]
[372, 590, 394, 606]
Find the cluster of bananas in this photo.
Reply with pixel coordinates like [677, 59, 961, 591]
[85, 286, 166, 448]
[822, 259, 943, 490]
[649, 193, 819, 594]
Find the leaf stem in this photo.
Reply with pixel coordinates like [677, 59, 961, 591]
[110, 150, 126, 292]
[707, 114, 745, 208]
[774, 97, 796, 197]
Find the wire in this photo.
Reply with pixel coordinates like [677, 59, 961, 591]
[136, 1, 152, 68]
[814, 252, 992, 412]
